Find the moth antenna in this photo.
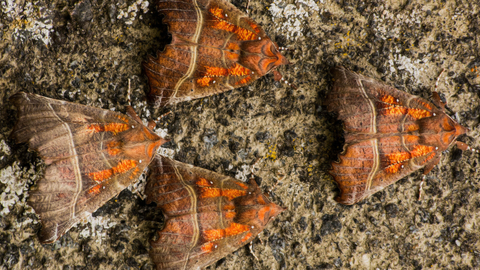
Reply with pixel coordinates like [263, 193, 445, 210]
[278, 46, 294, 52]
[268, 171, 285, 194]
[434, 69, 445, 92]
[418, 175, 426, 201]
[273, 70, 297, 89]
[127, 79, 132, 106]
[249, 242, 259, 261]
[149, 111, 173, 130]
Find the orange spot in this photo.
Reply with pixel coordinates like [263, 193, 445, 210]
[203, 222, 250, 242]
[385, 145, 434, 174]
[116, 115, 129, 123]
[257, 205, 270, 222]
[227, 42, 240, 51]
[196, 177, 214, 187]
[236, 75, 252, 85]
[385, 163, 403, 174]
[410, 145, 434, 158]
[379, 95, 431, 119]
[197, 64, 251, 87]
[88, 159, 137, 182]
[87, 123, 129, 135]
[225, 211, 236, 219]
[234, 181, 248, 190]
[387, 151, 411, 165]
[88, 185, 102, 195]
[425, 152, 436, 162]
[417, 101, 433, 110]
[247, 20, 261, 34]
[407, 108, 432, 119]
[197, 77, 214, 87]
[201, 242, 215, 253]
[406, 123, 420, 132]
[107, 141, 121, 156]
[225, 222, 249, 237]
[223, 204, 235, 211]
[226, 51, 239, 61]
[199, 187, 246, 200]
[129, 166, 140, 179]
[205, 66, 229, 77]
[87, 124, 102, 133]
[229, 64, 250, 76]
[209, 7, 257, 41]
[384, 106, 408, 116]
[380, 95, 401, 105]
[241, 232, 253, 243]
[209, 6, 226, 19]
[203, 228, 224, 242]
[199, 188, 221, 199]
[220, 188, 247, 200]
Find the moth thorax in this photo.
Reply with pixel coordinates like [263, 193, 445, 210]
[239, 39, 287, 75]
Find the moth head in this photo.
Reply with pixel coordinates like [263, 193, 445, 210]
[233, 179, 285, 227]
[239, 38, 289, 75]
[441, 114, 468, 147]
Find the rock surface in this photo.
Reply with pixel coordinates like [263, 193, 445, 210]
[1, 0, 480, 269]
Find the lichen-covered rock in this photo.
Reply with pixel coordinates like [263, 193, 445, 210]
[1, 0, 480, 269]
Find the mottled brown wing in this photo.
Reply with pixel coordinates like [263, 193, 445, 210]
[326, 66, 468, 204]
[10, 92, 167, 243]
[143, 0, 289, 107]
[145, 156, 284, 270]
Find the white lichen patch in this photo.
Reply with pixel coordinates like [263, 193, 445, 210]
[0, 162, 37, 215]
[1, 1, 54, 45]
[269, 0, 319, 40]
[389, 54, 431, 85]
[0, 140, 11, 159]
[117, 0, 149, 25]
[79, 216, 117, 243]
[235, 164, 251, 182]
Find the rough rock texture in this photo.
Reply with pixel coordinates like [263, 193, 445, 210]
[1, 0, 479, 269]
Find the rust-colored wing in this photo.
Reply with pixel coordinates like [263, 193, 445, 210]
[326, 66, 468, 204]
[145, 156, 284, 270]
[10, 92, 167, 243]
[143, 0, 289, 107]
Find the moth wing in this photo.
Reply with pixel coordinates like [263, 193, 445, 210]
[327, 66, 440, 144]
[146, 156, 274, 270]
[330, 133, 442, 204]
[143, 0, 276, 107]
[11, 92, 164, 243]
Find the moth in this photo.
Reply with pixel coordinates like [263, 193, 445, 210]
[326, 66, 473, 205]
[143, 0, 290, 107]
[10, 92, 167, 243]
[145, 156, 284, 269]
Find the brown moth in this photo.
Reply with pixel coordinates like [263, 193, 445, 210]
[326, 66, 471, 205]
[143, 0, 290, 107]
[10, 92, 167, 243]
[145, 156, 284, 269]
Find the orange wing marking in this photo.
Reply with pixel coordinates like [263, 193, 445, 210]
[209, 7, 258, 41]
[379, 95, 432, 119]
[196, 177, 214, 187]
[199, 187, 246, 200]
[197, 63, 252, 87]
[88, 185, 102, 195]
[87, 123, 129, 135]
[201, 242, 216, 253]
[107, 141, 121, 156]
[385, 145, 435, 174]
[203, 222, 250, 242]
[88, 159, 138, 182]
